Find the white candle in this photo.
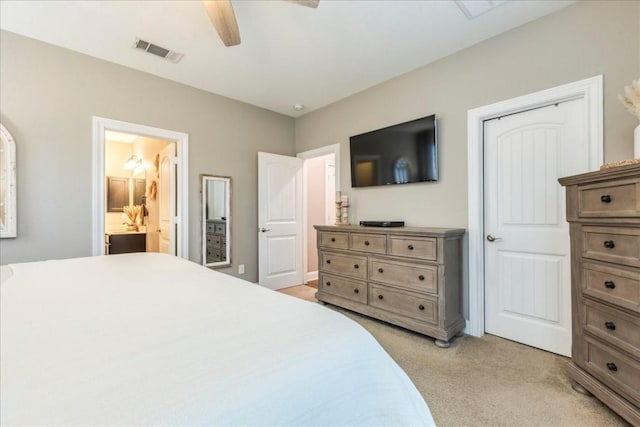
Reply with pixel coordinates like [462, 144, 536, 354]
[336, 191, 341, 202]
[341, 195, 348, 203]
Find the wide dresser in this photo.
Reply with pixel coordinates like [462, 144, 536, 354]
[559, 163, 640, 425]
[314, 225, 465, 347]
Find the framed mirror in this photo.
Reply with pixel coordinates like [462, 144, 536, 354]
[1, 124, 17, 238]
[201, 174, 231, 268]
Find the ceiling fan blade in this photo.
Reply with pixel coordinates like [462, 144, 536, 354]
[287, 0, 319, 8]
[202, 0, 241, 47]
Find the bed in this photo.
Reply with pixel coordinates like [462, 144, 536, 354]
[0, 253, 435, 426]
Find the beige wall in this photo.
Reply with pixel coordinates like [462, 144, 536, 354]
[296, 1, 639, 229]
[0, 30, 295, 281]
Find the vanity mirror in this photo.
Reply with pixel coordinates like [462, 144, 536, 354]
[201, 175, 231, 268]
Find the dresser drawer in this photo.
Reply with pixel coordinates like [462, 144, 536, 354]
[582, 226, 640, 268]
[319, 231, 349, 249]
[206, 248, 223, 262]
[582, 262, 640, 313]
[578, 179, 640, 218]
[369, 257, 438, 294]
[206, 222, 226, 235]
[584, 300, 640, 358]
[584, 337, 640, 405]
[350, 233, 386, 254]
[369, 284, 438, 324]
[206, 235, 224, 248]
[320, 251, 367, 280]
[388, 236, 437, 261]
[319, 273, 367, 304]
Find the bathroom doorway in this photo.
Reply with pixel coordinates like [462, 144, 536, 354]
[104, 131, 174, 255]
[92, 117, 190, 259]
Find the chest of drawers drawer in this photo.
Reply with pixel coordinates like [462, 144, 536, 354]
[388, 236, 437, 261]
[584, 299, 640, 357]
[583, 336, 640, 406]
[319, 273, 367, 304]
[578, 179, 640, 218]
[206, 235, 225, 249]
[369, 284, 438, 325]
[582, 226, 640, 268]
[319, 231, 349, 249]
[369, 257, 438, 294]
[350, 233, 386, 254]
[582, 261, 640, 313]
[320, 251, 367, 280]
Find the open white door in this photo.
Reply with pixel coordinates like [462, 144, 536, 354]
[258, 152, 304, 290]
[158, 143, 175, 255]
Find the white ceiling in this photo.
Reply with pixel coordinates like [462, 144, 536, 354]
[0, 0, 573, 117]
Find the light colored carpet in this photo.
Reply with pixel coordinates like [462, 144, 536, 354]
[278, 285, 628, 427]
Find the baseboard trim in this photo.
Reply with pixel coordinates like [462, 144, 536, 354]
[306, 271, 318, 283]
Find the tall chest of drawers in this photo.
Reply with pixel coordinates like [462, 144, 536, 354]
[314, 225, 465, 347]
[559, 164, 640, 425]
[206, 219, 227, 263]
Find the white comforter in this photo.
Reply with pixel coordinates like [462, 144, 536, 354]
[1, 253, 435, 426]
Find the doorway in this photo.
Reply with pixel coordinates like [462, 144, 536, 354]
[92, 117, 190, 259]
[104, 131, 174, 255]
[298, 144, 340, 288]
[466, 76, 603, 352]
[303, 153, 336, 285]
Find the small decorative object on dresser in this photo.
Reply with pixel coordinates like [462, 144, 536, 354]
[618, 77, 640, 158]
[314, 224, 465, 347]
[559, 163, 640, 426]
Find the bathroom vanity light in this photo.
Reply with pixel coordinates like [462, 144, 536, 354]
[124, 155, 142, 171]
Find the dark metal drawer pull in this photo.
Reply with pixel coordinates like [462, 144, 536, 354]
[364, 240, 370, 246]
[606, 362, 618, 372]
[408, 244, 414, 250]
[600, 194, 612, 203]
[354, 264, 359, 269]
[354, 288, 359, 294]
[604, 280, 616, 289]
[378, 268, 384, 273]
[418, 304, 425, 311]
[378, 295, 384, 300]
[331, 237, 336, 242]
[418, 275, 425, 281]
[603, 240, 615, 249]
[326, 260, 331, 264]
[326, 282, 331, 287]
[604, 321, 616, 330]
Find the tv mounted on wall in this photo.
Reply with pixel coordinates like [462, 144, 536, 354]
[349, 114, 438, 188]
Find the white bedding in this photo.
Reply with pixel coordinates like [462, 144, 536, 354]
[1, 253, 435, 426]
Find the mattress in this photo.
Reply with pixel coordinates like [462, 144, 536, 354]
[0, 253, 435, 425]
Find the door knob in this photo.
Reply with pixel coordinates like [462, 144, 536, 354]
[486, 234, 502, 242]
[259, 227, 271, 233]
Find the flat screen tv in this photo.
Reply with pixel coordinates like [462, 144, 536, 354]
[349, 114, 437, 188]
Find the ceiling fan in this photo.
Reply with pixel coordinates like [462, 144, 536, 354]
[202, 0, 319, 47]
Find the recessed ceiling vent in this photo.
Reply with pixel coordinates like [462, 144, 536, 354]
[455, 0, 507, 19]
[133, 38, 184, 64]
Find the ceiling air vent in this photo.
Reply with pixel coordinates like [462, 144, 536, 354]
[455, 0, 507, 19]
[133, 38, 184, 64]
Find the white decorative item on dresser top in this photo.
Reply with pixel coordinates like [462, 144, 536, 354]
[314, 225, 466, 347]
[559, 163, 640, 426]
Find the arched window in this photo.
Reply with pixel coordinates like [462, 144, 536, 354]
[0, 124, 17, 238]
